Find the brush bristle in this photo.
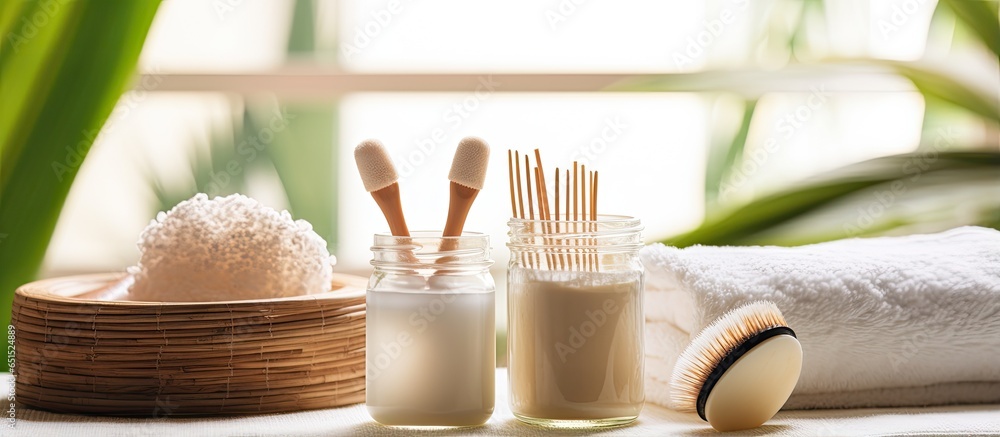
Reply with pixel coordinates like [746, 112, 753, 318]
[448, 136, 490, 190]
[668, 301, 789, 412]
[354, 139, 398, 192]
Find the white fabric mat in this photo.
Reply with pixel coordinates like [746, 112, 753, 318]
[3, 372, 999, 436]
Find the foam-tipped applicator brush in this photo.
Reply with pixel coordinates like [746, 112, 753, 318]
[355, 139, 410, 237]
[443, 137, 490, 237]
[669, 301, 802, 432]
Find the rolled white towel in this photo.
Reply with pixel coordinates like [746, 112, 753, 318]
[641, 226, 1000, 410]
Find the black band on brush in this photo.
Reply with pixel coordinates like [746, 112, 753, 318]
[696, 326, 796, 421]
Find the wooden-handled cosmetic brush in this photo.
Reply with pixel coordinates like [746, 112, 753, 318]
[354, 139, 410, 237]
[443, 137, 490, 237]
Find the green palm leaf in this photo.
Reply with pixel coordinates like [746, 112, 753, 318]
[665, 152, 1000, 247]
[0, 0, 161, 371]
[940, 0, 1000, 57]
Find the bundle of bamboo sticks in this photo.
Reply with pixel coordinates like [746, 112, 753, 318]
[507, 149, 599, 272]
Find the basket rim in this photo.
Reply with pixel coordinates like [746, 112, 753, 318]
[15, 272, 367, 306]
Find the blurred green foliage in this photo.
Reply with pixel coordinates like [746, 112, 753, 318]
[0, 0, 161, 371]
[651, 0, 1000, 247]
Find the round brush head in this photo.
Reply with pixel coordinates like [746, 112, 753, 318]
[448, 136, 490, 190]
[354, 139, 398, 192]
[669, 301, 802, 432]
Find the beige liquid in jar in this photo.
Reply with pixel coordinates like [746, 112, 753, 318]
[366, 288, 495, 427]
[508, 269, 644, 424]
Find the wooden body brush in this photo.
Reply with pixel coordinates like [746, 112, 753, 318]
[444, 137, 490, 237]
[355, 139, 409, 236]
[670, 301, 802, 432]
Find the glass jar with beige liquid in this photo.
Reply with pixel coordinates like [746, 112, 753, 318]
[507, 216, 644, 428]
[366, 232, 496, 427]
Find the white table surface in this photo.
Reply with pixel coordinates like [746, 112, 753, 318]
[3, 371, 999, 437]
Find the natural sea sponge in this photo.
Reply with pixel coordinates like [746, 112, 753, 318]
[128, 193, 334, 302]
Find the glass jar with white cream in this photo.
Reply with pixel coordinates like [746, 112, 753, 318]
[365, 231, 495, 427]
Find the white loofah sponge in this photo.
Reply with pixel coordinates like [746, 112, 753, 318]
[448, 136, 490, 190]
[128, 193, 335, 302]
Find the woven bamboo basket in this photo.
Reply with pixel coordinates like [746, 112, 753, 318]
[10, 272, 367, 416]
